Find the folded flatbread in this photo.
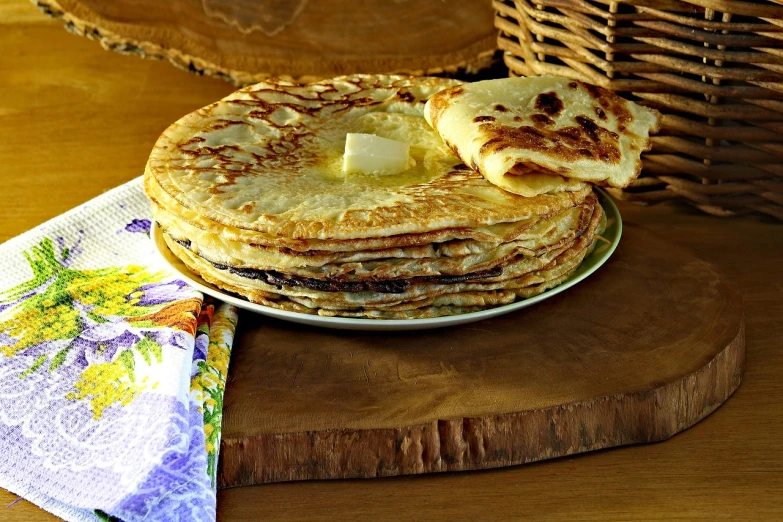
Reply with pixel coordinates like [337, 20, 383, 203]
[425, 75, 660, 197]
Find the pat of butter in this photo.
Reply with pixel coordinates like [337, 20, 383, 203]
[343, 133, 410, 175]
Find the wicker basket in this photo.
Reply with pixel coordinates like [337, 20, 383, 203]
[494, 0, 783, 219]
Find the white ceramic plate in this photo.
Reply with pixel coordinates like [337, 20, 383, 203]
[151, 190, 621, 331]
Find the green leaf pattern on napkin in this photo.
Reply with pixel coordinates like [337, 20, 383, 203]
[0, 179, 238, 521]
[0, 237, 203, 419]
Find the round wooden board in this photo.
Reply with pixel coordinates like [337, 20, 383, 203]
[218, 224, 745, 488]
[34, 0, 498, 84]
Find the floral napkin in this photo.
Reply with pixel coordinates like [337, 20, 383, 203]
[0, 178, 237, 521]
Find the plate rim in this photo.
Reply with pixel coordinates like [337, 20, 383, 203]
[150, 189, 622, 331]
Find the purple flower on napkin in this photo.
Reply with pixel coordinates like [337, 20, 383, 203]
[148, 328, 189, 352]
[0, 179, 237, 522]
[72, 323, 141, 366]
[132, 280, 190, 307]
[124, 219, 151, 235]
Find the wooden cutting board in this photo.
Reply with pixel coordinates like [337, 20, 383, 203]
[217, 224, 745, 488]
[34, 0, 498, 84]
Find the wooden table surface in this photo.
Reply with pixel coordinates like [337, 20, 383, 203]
[1, 1, 781, 520]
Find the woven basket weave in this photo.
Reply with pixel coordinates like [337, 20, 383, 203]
[494, 0, 783, 219]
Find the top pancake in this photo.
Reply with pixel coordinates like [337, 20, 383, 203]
[147, 75, 591, 241]
[424, 75, 661, 197]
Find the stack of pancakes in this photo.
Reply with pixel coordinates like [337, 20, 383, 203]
[144, 75, 614, 319]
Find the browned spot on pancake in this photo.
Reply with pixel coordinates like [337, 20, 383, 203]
[575, 116, 601, 142]
[240, 202, 255, 214]
[494, 104, 508, 112]
[444, 140, 459, 155]
[204, 119, 250, 131]
[513, 115, 523, 122]
[207, 170, 248, 193]
[530, 113, 554, 127]
[478, 120, 621, 164]
[396, 90, 414, 102]
[181, 136, 206, 147]
[427, 85, 464, 127]
[205, 145, 241, 154]
[568, 82, 578, 89]
[535, 92, 564, 116]
[583, 83, 606, 103]
[595, 107, 607, 120]
[612, 105, 632, 127]
[474, 115, 496, 123]
[580, 81, 633, 127]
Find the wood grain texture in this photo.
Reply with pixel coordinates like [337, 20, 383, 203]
[33, 0, 498, 84]
[1, 2, 782, 520]
[217, 225, 744, 487]
[0, 6, 235, 245]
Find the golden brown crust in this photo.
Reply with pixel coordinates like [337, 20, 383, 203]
[159, 200, 603, 313]
[156, 195, 596, 280]
[424, 76, 661, 196]
[146, 75, 594, 241]
[165, 235, 589, 319]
